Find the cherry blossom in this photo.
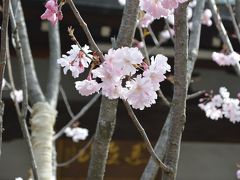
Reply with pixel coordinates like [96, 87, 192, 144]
[10, 90, 23, 103]
[159, 29, 175, 43]
[139, 0, 169, 19]
[143, 54, 171, 90]
[75, 79, 101, 96]
[201, 9, 212, 27]
[212, 52, 240, 66]
[138, 13, 154, 28]
[126, 75, 157, 110]
[199, 87, 240, 123]
[41, 0, 63, 26]
[57, 45, 92, 78]
[64, 127, 89, 143]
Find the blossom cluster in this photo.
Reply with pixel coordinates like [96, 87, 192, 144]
[58, 45, 171, 110]
[41, 0, 63, 26]
[199, 87, 240, 123]
[212, 51, 240, 66]
[64, 127, 89, 142]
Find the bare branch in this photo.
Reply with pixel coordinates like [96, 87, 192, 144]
[53, 94, 100, 140]
[9, 3, 38, 179]
[12, 0, 45, 104]
[123, 100, 172, 173]
[226, 1, 240, 44]
[46, 22, 61, 108]
[187, 90, 205, 100]
[60, 86, 74, 118]
[66, 0, 104, 61]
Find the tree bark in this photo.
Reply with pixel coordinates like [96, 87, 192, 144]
[161, 3, 188, 180]
[87, 0, 139, 179]
[12, 0, 45, 104]
[141, 0, 205, 179]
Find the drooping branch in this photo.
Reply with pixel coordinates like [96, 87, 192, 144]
[0, 0, 10, 159]
[12, 0, 45, 104]
[9, 2, 39, 179]
[141, 1, 206, 179]
[123, 100, 172, 173]
[208, 0, 240, 75]
[87, 0, 139, 179]
[46, 22, 61, 108]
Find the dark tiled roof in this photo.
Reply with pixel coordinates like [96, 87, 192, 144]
[36, 0, 123, 9]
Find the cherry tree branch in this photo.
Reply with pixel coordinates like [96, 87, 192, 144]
[141, 1, 206, 179]
[187, 90, 205, 100]
[123, 100, 172, 173]
[0, 0, 9, 159]
[11, 0, 45, 104]
[46, 22, 61, 108]
[60, 86, 74, 118]
[87, 0, 139, 179]
[9, 3, 38, 179]
[226, 1, 240, 44]
[66, 0, 104, 61]
[53, 94, 100, 140]
[208, 0, 240, 76]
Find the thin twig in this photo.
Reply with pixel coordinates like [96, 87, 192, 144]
[123, 100, 172, 173]
[66, 0, 104, 61]
[138, 26, 150, 64]
[164, 18, 175, 44]
[187, 90, 205, 100]
[157, 90, 171, 107]
[60, 86, 74, 118]
[226, 0, 240, 44]
[57, 135, 94, 167]
[148, 25, 160, 47]
[53, 94, 101, 140]
[9, 3, 39, 179]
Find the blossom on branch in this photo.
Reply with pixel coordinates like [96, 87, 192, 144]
[212, 51, 240, 66]
[65, 127, 89, 143]
[41, 0, 63, 26]
[57, 45, 92, 78]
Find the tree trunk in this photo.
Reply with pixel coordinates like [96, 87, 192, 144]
[87, 0, 139, 179]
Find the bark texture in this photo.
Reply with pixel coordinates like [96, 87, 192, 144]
[30, 102, 57, 180]
[87, 0, 139, 179]
[161, 3, 188, 180]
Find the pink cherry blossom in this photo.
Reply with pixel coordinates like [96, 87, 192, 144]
[126, 75, 157, 110]
[139, 0, 169, 19]
[161, 0, 179, 9]
[75, 80, 101, 96]
[201, 9, 212, 27]
[113, 47, 144, 75]
[212, 52, 240, 66]
[57, 45, 92, 78]
[143, 54, 171, 90]
[199, 87, 240, 123]
[138, 13, 154, 28]
[40, 0, 63, 26]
